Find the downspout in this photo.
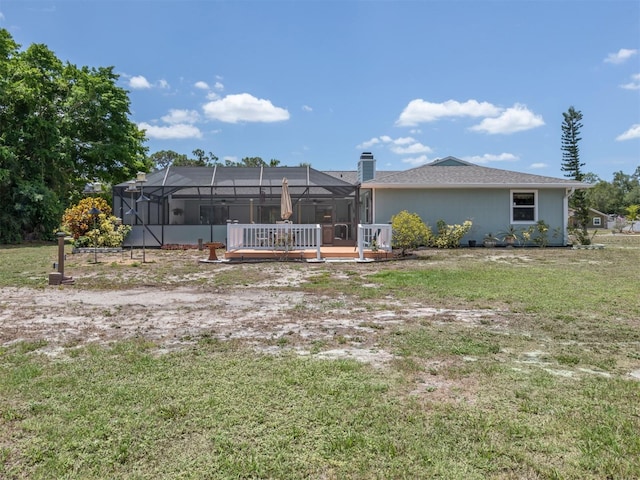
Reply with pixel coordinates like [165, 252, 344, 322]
[354, 185, 360, 231]
[564, 187, 576, 245]
[371, 187, 376, 224]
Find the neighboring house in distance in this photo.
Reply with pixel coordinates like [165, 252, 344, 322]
[568, 208, 609, 229]
[356, 153, 590, 246]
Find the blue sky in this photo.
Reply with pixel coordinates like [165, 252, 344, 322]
[2, 0, 639, 181]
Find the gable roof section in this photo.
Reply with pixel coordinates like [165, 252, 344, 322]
[363, 156, 589, 189]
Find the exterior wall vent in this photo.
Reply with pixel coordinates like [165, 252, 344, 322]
[358, 152, 376, 183]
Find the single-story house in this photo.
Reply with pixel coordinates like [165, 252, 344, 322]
[568, 207, 609, 229]
[113, 152, 589, 248]
[357, 154, 590, 246]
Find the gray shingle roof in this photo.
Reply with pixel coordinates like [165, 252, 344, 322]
[324, 170, 401, 185]
[362, 157, 588, 188]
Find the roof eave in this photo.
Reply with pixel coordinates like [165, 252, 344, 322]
[362, 183, 591, 189]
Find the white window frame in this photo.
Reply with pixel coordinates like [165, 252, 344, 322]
[592, 217, 601, 226]
[510, 190, 538, 224]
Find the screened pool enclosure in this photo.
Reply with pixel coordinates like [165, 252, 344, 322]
[113, 165, 361, 248]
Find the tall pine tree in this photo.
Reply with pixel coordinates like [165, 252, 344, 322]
[561, 106, 590, 242]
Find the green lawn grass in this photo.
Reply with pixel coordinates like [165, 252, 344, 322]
[1, 234, 639, 479]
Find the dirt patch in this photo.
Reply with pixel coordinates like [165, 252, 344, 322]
[2, 248, 638, 383]
[0, 270, 498, 370]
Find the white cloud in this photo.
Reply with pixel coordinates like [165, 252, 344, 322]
[214, 81, 224, 91]
[357, 137, 382, 149]
[396, 99, 501, 126]
[0, 12, 5, 21]
[621, 73, 640, 90]
[206, 92, 220, 101]
[616, 124, 640, 141]
[529, 163, 548, 169]
[194, 81, 209, 90]
[401, 155, 429, 166]
[138, 122, 202, 140]
[391, 136, 415, 146]
[357, 135, 432, 156]
[464, 153, 519, 164]
[203, 93, 290, 123]
[129, 75, 152, 89]
[302, 105, 313, 112]
[390, 141, 432, 155]
[469, 104, 545, 134]
[604, 48, 638, 65]
[161, 109, 200, 124]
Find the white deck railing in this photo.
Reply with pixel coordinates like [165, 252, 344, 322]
[226, 223, 393, 261]
[357, 224, 393, 261]
[227, 223, 322, 260]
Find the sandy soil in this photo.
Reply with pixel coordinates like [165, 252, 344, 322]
[2, 248, 638, 383]
[0, 255, 502, 368]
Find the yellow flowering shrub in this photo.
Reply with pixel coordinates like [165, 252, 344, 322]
[61, 198, 129, 247]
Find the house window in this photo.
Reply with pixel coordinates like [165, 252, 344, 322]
[592, 217, 601, 226]
[511, 190, 537, 223]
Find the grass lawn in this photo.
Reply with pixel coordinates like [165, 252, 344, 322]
[1, 234, 639, 479]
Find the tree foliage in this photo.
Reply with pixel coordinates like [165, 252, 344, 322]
[148, 150, 281, 169]
[187, 149, 219, 166]
[585, 169, 640, 215]
[391, 210, 431, 255]
[225, 157, 281, 167]
[0, 29, 148, 243]
[625, 204, 640, 231]
[561, 106, 589, 236]
[149, 150, 189, 170]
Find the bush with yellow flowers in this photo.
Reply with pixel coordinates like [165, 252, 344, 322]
[60, 198, 130, 248]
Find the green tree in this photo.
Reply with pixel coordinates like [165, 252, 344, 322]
[390, 210, 431, 255]
[561, 106, 589, 239]
[185, 149, 219, 166]
[626, 204, 640, 232]
[0, 29, 147, 243]
[223, 157, 281, 167]
[149, 150, 188, 171]
[613, 170, 640, 208]
[585, 169, 640, 215]
[587, 180, 620, 214]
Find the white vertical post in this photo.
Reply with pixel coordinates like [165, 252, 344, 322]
[316, 224, 321, 260]
[357, 224, 364, 261]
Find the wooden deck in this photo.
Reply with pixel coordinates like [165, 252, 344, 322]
[221, 246, 394, 262]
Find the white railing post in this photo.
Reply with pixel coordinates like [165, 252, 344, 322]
[357, 223, 392, 261]
[316, 224, 321, 260]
